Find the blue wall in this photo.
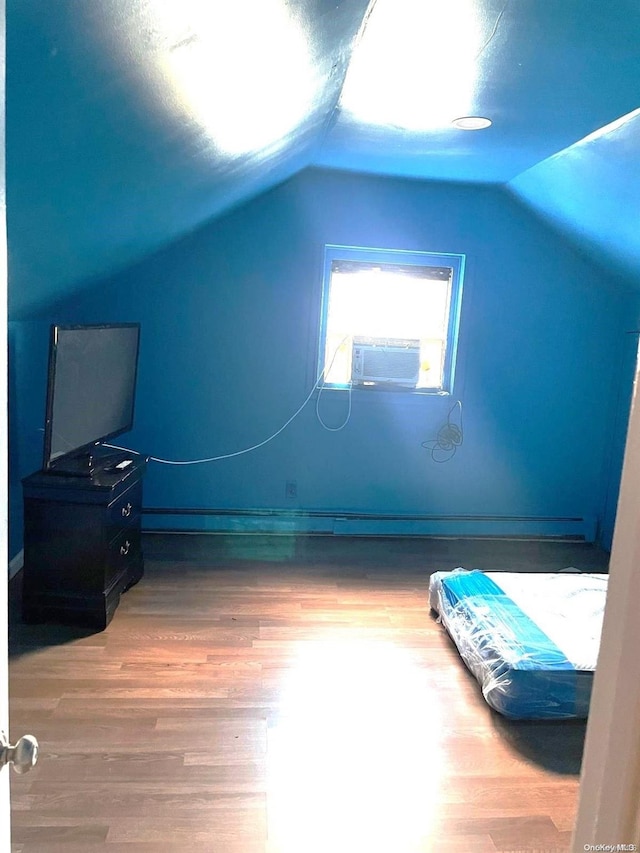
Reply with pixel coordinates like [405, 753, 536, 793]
[9, 168, 637, 551]
[8, 319, 52, 556]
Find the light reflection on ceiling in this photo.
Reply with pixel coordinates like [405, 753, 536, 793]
[339, 0, 485, 131]
[9, 0, 640, 315]
[147, 0, 322, 157]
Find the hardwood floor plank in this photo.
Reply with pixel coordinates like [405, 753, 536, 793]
[11, 824, 109, 845]
[9, 533, 608, 852]
[14, 789, 266, 819]
[17, 845, 265, 853]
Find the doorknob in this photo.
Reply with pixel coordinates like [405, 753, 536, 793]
[0, 731, 39, 774]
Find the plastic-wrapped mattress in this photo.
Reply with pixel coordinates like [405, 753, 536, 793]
[429, 569, 608, 719]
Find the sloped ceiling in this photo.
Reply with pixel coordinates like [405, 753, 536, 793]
[7, 0, 371, 318]
[507, 110, 640, 286]
[8, 0, 640, 318]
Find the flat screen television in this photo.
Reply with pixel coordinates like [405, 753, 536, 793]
[42, 323, 141, 476]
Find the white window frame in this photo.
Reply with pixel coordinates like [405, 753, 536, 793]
[318, 244, 465, 395]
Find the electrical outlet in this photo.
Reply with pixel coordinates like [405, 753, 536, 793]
[285, 480, 297, 499]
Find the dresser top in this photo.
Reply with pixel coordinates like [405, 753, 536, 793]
[23, 456, 147, 503]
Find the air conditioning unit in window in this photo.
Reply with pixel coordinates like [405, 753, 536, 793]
[351, 337, 420, 388]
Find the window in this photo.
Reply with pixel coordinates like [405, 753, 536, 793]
[319, 245, 464, 393]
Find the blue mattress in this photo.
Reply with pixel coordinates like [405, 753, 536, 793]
[429, 569, 604, 719]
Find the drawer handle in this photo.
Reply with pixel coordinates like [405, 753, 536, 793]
[120, 540, 131, 557]
[121, 502, 133, 518]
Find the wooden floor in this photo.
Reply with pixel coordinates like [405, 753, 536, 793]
[8, 534, 610, 852]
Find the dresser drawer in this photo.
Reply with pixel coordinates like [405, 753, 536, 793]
[105, 526, 142, 589]
[107, 480, 142, 539]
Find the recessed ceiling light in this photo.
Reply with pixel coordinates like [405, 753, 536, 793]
[452, 116, 492, 130]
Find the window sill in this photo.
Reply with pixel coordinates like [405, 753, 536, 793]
[318, 384, 453, 397]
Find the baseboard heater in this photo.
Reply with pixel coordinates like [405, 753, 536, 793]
[142, 508, 597, 542]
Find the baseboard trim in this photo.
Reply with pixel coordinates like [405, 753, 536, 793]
[9, 548, 24, 579]
[142, 508, 597, 542]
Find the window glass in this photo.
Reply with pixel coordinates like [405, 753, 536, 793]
[320, 247, 464, 393]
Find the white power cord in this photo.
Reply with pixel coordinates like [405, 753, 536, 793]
[104, 338, 352, 465]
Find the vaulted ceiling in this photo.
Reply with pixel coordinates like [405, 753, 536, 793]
[8, 0, 640, 318]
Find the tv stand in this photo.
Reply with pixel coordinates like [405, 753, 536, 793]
[21, 457, 147, 630]
[46, 447, 134, 478]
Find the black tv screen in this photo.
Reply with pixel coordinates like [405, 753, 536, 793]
[43, 324, 140, 474]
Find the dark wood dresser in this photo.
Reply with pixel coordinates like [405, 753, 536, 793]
[22, 457, 146, 630]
